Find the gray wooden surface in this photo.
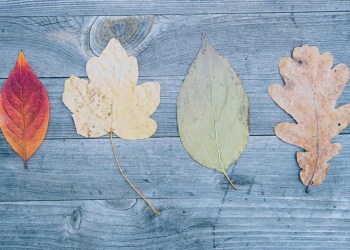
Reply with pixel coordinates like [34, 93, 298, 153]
[0, 1, 349, 249]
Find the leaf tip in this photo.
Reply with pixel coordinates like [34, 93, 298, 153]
[17, 50, 27, 66]
[106, 38, 122, 52]
[109, 37, 118, 44]
[201, 33, 209, 47]
[200, 34, 217, 57]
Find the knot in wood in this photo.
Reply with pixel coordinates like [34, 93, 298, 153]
[70, 208, 82, 231]
[89, 16, 155, 56]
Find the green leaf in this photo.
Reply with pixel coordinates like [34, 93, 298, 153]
[177, 36, 249, 189]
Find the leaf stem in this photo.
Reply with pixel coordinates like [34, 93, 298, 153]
[109, 130, 160, 216]
[306, 185, 311, 193]
[222, 169, 237, 190]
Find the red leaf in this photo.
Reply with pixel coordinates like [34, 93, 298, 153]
[0, 51, 50, 167]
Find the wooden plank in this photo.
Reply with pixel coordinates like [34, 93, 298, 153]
[0, 13, 348, 79]
[0, 135, 349, 201]
[0, 198, 348, 249]
[2, 75, 350, 140]
[0, 1, 348, 16]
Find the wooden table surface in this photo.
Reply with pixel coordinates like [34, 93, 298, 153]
[0, 1, 349, 249]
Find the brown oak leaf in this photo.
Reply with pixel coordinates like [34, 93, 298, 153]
[268, 45, 350, 189]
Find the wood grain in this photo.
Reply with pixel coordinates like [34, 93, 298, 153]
[0, 135, 349, 201]
[0, 0, 348, 16]
[0, 13, 348, 79]
[0, 5, 349, 249]
[0, 198, 348, 249]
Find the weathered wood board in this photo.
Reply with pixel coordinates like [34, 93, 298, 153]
[0, 1, 349, 249]
[1, 75, 350, 140]
[0, 13, 349, 79]
[0, 198, 349, 249]
[0, 0, 349, 16]
[0, 134, 350, 200]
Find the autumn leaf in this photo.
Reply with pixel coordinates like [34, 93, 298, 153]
[177, 36, 249, 190]
[268, 45, 350, 190]
[0, 51, 50, 168]
[63, 38, 160, 215]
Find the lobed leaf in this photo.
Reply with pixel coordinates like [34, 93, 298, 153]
[63, 39, 160, 140]
[268, 45, 350, 188]
[62, 38, 161, 215]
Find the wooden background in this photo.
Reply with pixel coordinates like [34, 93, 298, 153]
[0, 1, 349, 249]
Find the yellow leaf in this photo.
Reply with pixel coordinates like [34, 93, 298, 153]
[63, 38, 160, 140]
[63, 38, 161, 215]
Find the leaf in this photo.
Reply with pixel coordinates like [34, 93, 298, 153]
[268, 45, 350, 189]
[63, 38, 161, 215]
[0, 51, 50, 168]
[63, 38, 160, 140]
[177, 36, 249, 190]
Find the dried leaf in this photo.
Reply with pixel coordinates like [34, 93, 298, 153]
[268, 45, 350, 189]
[177, 36, 249, 190]
[0, 51, 50, 168]
[63, 38, 160, 215]
[63, 39, 160, 140]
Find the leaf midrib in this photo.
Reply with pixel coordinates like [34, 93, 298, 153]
[307, 69, 321, 187]
[19, 62, 27, 160]
[207, 51, 225, 171]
